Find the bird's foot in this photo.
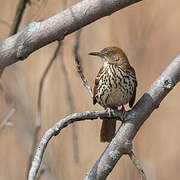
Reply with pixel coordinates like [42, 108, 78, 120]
[105, 107, 114, 118]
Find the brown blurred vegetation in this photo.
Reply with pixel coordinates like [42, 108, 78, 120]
[0, 0, 180, 179]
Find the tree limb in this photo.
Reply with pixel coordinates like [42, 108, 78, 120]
[0, 0, 142, 70]
[28, 54, 180, 180]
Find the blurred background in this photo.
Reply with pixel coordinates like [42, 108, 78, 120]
[0, 0, 180, 179]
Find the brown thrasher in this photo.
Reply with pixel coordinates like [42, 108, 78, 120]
[89, 47, 137, 142]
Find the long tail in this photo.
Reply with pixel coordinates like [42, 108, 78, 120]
[100, 119, 116, 142]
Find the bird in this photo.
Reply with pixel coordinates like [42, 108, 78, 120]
[89, 47, 137, 142]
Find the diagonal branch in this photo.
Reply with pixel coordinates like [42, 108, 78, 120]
[0, 0, 142, 70]
[28, 54, 180, 180]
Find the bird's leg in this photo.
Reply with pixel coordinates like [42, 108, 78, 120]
[120, 105, 126, 121]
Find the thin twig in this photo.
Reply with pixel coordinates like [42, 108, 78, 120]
[26, 42, 62, 178]
[9, 0, 30, 36]
[73, 30, 93, 98]
[0, 108, 15, 130]
[128, 151, 147, 180]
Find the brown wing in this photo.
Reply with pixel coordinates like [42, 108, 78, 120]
[93, 67, 103, 105]
[93, 79, 98, 105]
[127, 66, 137, 108]
[129, 81, 137, 108]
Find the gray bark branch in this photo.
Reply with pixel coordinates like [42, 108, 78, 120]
[0, 0, 142, 70]
[28, 54, 180, 180]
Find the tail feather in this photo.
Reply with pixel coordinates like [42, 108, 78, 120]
[100, 119, 116, 142]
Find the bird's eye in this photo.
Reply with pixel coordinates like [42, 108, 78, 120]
[107, 51, 112, 56]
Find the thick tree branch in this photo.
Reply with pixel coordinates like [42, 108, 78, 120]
[28, 54, 180, 180]
[0, 0, 142, 70]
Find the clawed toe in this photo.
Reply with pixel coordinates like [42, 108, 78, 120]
[105, 107, 114, 118]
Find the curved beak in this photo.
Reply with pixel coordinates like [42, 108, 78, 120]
[88, 52, 103, 57]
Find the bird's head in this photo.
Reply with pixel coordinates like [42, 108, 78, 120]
[89, 47, 129, 66]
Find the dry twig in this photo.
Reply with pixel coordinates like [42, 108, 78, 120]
[73, 30, 93, 98]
